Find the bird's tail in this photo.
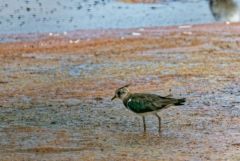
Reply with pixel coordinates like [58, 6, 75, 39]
[174, 98, 186, 106]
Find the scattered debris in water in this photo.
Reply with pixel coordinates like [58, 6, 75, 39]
[0, 0, 239, 35]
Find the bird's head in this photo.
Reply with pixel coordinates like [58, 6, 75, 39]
[111, 84, 131, 101]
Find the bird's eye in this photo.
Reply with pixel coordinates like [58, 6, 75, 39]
[117, 91, 121, 95]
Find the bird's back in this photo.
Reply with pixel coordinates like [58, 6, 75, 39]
[123, 93, 185, 114]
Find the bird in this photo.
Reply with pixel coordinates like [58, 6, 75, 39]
[111, 84, 186, 133]
[209, 0, 240, 22]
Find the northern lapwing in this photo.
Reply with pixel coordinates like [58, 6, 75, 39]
[209, 0, 240, 22]
[111, 84, 186, 133]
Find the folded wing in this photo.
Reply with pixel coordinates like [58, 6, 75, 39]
[126, 93, 185, 114]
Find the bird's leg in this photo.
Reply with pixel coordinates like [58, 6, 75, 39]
[155, 113, 161, 133]
[142, 116, 146, 133]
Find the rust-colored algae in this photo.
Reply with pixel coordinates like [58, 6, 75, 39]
[0, 23, 240, 160]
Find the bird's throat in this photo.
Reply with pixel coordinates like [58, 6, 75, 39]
[123, 93, 131, 107]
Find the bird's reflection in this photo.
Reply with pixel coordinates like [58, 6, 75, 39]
[209, 0, 240, 22]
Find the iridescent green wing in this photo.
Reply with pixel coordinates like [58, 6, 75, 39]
[126, 93, 174, 113]
[126, 95, 153, 113]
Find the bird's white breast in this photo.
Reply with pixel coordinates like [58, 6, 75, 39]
[126, 98, 132, 109]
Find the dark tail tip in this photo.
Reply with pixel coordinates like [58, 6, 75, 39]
[174, 98, 186, 106]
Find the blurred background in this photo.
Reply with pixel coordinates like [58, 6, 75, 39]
[0, 0, 239, 34]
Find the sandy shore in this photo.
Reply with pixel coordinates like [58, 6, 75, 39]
[0, 23, 240, 160]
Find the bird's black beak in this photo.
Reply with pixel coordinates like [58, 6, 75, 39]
[111, 95, 116, 101]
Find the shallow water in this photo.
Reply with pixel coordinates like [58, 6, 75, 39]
[0, 0, 240, 34]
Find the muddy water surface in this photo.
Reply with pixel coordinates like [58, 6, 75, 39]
[0, 24, 240, 160]
[2, 0, 240, 35]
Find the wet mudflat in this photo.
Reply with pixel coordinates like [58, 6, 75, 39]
[0, 23, 240, 160]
